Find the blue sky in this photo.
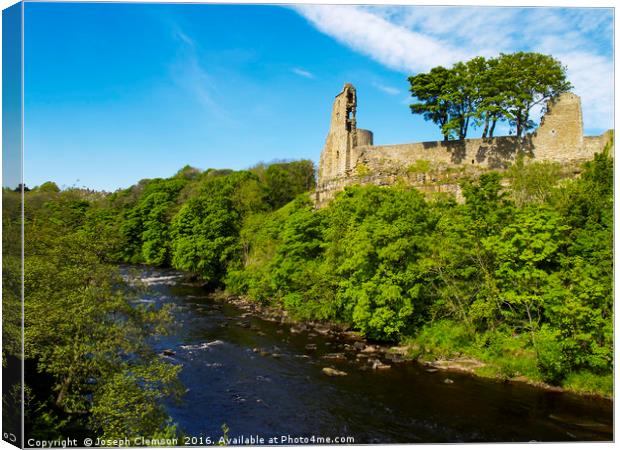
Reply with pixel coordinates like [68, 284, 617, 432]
[3, 2, 22, 189]
[22, 3, 614, 191]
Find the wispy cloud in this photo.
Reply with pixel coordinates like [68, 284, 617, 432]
[167, 23, 232, 124]
[373, 82, 401, 96]
[292, 67, 315, 79]
[170, 21, 196, 49]
[294, 5, 613, 131]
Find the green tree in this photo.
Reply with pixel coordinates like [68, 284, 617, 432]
[505, 157, 562, 207]
[476, 56, 507, 138]
[36, 181, 61, 193]
[250, 160, 316, 209]
[170, 171, 263, 285]
[495, 52, 571, 137]
[409, 66, 453, 140]
[409, 52, 571, 139]
[117, 178, 187, 264]
[21, 188, 182, 439]
[324, 185, 437, 339]
[441, 57, 488, 139]
[481, 207, 567, 341]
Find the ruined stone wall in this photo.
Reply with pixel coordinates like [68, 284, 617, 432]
[316, 86, 613, 207]
[530, 92, 585, 161]
[584, 130, 614, 158]
[355, 135, 525, 173]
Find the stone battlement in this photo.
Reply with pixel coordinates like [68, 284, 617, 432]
[316, 84, 613, 207]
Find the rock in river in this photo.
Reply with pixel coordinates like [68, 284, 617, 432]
[361, 345, 379, 353]
[370, 359, 391, 370]
[353, 341, 366, 351]
[322, 367, 348, 377]
[322, 352, 347, 361]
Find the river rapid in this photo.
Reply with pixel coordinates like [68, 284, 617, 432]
[126, 265, 613, 444]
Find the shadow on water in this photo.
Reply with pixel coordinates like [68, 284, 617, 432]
[125, 266, 613, 444]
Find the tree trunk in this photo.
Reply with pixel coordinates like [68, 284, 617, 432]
[463, 115, 470, 139]
[521, 111, 530, 139]
[55, 374, 72, 409]
[482, 116, 489, 138]
[489, 117, 497, 137]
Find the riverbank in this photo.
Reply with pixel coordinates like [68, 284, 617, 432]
[208, 289, 613, 401]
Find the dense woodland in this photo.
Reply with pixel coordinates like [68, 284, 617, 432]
[3, 145, 613, 439]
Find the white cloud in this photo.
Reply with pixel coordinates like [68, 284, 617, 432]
[557, 51, 614, 131]
[292, 67, 315, 78]
[294, 5, 468, 73]
[295, 5, 613, 131]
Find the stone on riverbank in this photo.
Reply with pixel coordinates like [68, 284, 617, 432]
[341, 331, 363, 341]
[430, 358, 485, 373]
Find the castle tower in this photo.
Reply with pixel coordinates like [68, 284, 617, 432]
[318, 83, 373, 188]
[318, 83, 357, 183]
[532, 92, 584, 160]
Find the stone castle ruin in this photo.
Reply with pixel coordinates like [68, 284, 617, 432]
[316, 83, 613, 206]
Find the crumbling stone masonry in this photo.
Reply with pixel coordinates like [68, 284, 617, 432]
[315, 83, 613, 207]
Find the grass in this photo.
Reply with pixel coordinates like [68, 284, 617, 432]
[562, 371, 613, 398]
[401, 320, 613, 398]
[406, 160, 431, 174]
[355, 164, 371, 177]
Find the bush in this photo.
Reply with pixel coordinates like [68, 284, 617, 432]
[410, 320, 473, 359]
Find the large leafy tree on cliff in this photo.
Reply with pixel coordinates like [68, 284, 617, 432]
[410, 57, 492, 140]
[443, 56, 489, 140]
[495, 52, 572, 138]
[409, 52, 571, 139]
[408, 66, 453, 140]
[476, 56, 508, 138]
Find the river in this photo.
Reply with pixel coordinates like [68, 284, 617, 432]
[127, 265, 613, 444]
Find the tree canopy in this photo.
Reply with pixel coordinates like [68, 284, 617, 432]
[409, 52, 572, 140]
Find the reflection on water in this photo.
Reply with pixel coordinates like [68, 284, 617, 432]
[125, 266, 613, 444]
